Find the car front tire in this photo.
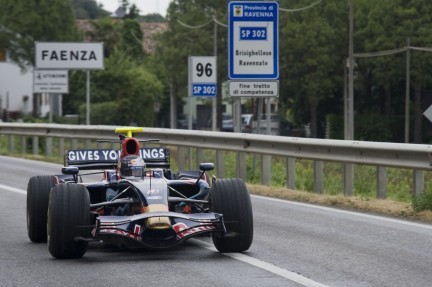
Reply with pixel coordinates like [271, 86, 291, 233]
[210, 178, 253, 252]
[48, 183, 91, 259]
[27, 175, 57, 243]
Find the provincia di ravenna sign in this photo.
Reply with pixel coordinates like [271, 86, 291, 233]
[228, 1, 278, 79]
[228, 1, 279, 97]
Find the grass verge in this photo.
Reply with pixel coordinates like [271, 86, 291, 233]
[248, 184, 432, 223]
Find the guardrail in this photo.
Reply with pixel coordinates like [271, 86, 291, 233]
[1, 123, 431, 198]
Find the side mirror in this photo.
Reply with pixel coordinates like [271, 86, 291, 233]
[199, 163, 215, 172]
[62, 166, 79, 175]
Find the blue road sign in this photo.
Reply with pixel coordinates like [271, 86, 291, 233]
[192, 83, 217, 96]
[228, 1, 279, 79]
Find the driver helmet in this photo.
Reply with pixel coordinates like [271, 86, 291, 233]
[119, 155, 146, 180]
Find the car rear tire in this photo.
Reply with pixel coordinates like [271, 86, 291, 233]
[210, 178, 253, 252]
[27, 175, 57, 243]
[48, 183, 90, 259]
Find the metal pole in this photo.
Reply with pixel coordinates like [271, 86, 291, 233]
[257, 98, 263, 134]
[345, 0, 355, 196]
[266, 98, 271, 135]
[49, 93, 53, 123]
[344, 58, 348, 139]
[6, 91, 9, 122]
[235, 98, 241, 132]
[212, 18, 217, 131]
[170, 76, 176, 129]
[348, 0, 354, 140]
[188, 57, 193, 130]
[86, 70, 90, 125]
[404, 38, 411, 143]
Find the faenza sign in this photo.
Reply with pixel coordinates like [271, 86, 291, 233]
[35, 42, 104, 70]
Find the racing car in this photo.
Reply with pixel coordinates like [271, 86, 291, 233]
[26, 127, 253, 259]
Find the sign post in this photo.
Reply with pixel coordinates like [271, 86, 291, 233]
[35, 42, 104, 125]
[189, 56, 217, 97]
[228, 1, 279, 134]
[188, 56, 217, 130]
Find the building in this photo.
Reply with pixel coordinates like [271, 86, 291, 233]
[0, 62, 33, 121]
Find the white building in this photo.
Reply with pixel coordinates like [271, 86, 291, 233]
[0, 60, 62, 121]
[0, 62, 33, 120]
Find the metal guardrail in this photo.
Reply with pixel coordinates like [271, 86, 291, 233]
[1, 123, 431, 197]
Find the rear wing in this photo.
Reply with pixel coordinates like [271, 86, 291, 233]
[65, 148, 170, 170]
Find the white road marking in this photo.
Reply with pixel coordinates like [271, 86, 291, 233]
[0, 184, 26, 195]
[2, 183, 330, 286]
[252, 194, 432, 230]
[4, 182, 431, 285]
[192, 239, 331, 287]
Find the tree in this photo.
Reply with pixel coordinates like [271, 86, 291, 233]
[65, 14, 162, 126]
[354, 0, 432, 142]
[121, 19, 145, 61]
[139, 14, 167, 23]
[154, 0, 228, 127]
[70, 0, 109, 19]
[279, 0, 347, 137]
[0, 0, 80, 70]
[86, 17, 122, 58]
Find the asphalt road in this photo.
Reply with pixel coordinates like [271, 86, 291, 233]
[1, 155, 432, 287]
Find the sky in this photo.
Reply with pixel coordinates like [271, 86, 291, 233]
[96, 0, 172, 17]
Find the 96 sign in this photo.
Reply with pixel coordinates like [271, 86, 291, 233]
[189, 56, 217, 97]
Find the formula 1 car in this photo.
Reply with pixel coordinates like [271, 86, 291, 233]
[26, 127, 253, 259]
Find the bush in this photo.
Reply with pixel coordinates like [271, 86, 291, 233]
[412, 191, 432, 212]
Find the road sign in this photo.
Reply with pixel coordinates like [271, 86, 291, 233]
[35, 42, 104, 70]
[228, 80, 278, 97]
[189, 56, 217, 97]
[423, 105, 432, 123]
[33, 70, 69, 93]
[228, 1, 279, 79]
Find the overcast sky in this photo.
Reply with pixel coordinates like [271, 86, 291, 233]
[96, 0, 172, 17]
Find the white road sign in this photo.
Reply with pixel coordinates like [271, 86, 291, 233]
[35, 42, 104, 70]
[228, 80, 279, 97]
[189, 56, 217, 97]
[228, 1, 279, 79]
[33, 70, 69, 93]
[423, 104, 432, 123]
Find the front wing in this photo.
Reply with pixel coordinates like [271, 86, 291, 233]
[90, 212, 225, 249]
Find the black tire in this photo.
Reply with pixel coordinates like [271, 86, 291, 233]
[48, 184, 90, 259]
[27, 175, 57, 243]
[210, 178, 253, 252]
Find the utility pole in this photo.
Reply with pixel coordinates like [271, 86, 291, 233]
[347, 0, 354, 140]
[212, 17, 217, 131]
[404, 38, 410, 143]
[345, 0, 354, 197]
